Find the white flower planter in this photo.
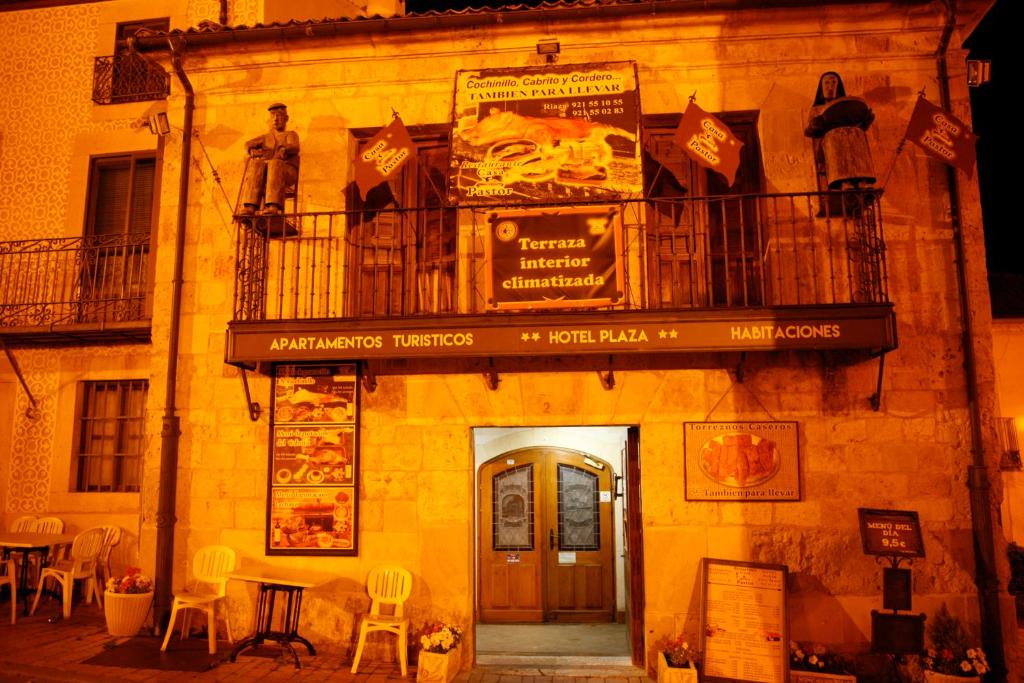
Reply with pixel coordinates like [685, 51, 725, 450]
[417, 646, 461, 683]
[103, 590, 153, 637]
[790, 671, 856, 683]
[658, 651, 699, 683]
[923, 672, 980, 683]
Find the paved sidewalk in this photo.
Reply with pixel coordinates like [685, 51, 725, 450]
[0, 606, 650, 683]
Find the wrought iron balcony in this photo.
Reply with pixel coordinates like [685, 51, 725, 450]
[0, 233, 151, 345]
[227, 190, 895, 365]
[235, 190, 888, 319]
[92, 52, 169, 105]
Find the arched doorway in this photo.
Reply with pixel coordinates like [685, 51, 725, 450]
[478, 445, 616, 623]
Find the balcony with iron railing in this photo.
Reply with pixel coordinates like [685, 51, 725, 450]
[92, 52, 170, 105]
[0, 233, 152, 345]
[227, 190, 897, 366]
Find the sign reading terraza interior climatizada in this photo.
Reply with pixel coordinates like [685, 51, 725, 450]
[485, 205, 624, 310]
[226, 307, 896, 362]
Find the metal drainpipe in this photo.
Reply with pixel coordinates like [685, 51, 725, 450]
[219, 0, 228, 26]
[937, 1, 1007, 679]
[154, 36, 194, 632]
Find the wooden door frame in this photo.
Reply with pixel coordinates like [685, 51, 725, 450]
[625, 426, 645, 666]
[472, 428, 646, 665]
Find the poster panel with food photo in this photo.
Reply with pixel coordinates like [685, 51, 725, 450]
[684, 422, 800, 501]
[269, 486, 355, 552]
[274, 364, 357, 424]
[273, 425, 355, 486]
[450, 62, 641, 204]
[269, 364, 359, 556]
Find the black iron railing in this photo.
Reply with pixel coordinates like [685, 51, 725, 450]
[233, 190, 887, 323]
[0, 233, 150, 328]
[92, 53, 169, 105]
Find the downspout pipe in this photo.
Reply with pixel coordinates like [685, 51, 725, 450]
[154, 36, 194, 632]
[938, 1, 1007, 679]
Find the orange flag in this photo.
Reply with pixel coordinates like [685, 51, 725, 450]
[354, 115, 416, 200]
[905, 96, 977, 178]
[673, 101, 744, 186]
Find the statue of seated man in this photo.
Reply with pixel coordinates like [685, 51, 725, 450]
[239, 103, 300, 215]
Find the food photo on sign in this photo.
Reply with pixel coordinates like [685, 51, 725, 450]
[449, 62, 642, 204]
[684, 422, 800, 501]
[270, 487, 354, 551]
[274, 369, 356, 423]
[273, 425, 355, 486]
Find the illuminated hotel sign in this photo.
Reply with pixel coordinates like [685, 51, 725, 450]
[485, 205, 624, 310]
[226, 306, 897, 363]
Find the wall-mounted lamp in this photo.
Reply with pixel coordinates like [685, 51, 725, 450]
[967, 59, 991, 87]
[146, 112, 171, 136]
[536, 38, 560, 63]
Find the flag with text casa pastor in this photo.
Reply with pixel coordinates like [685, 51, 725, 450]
[673, 101, 744, 186]
[354, 116, 416, 200]
[905, 96, 977, 178]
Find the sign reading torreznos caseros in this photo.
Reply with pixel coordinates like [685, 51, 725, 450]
[450, 62, 641, 204]
[485, 205, 624, 310]
[684, 422, 800, 501]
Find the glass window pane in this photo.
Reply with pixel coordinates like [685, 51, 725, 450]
[492, 464, 533, 551]
[557, 464, 600, 551]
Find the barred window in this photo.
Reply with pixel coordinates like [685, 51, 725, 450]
[74, 380, 148, 492]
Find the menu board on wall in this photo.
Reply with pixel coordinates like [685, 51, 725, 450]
[700, 558, 788, 683]
[449, 61, 642, 204]
[268, 364, 358, 556]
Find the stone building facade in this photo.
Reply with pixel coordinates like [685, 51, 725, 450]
[0, 0, 1017, 679]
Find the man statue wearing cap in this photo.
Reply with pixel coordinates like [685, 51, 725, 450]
[239, 103, 300, 215]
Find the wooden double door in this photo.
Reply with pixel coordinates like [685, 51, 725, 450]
[478, 447, 615, 623]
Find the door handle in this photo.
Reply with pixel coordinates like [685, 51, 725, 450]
[549, 529, 556, 550]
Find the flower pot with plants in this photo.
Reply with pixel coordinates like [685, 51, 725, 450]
[657, 636, 700, 683]
[919, 604, 988, 682]
[789, 641, 855, 682]
[416, 623, 463, 683]
[103, 568, 153, 637]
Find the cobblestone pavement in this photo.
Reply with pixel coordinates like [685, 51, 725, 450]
[0, 606, 650, 683]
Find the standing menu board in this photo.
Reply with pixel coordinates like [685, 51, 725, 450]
[267, 364, 358, 556]
[700, 558, 788, 683]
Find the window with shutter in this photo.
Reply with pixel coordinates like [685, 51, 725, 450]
[643, 112, 764, 309]
[348, 127, 456, 317]
[80, 153, 156, 322]
[73, 380, 148, 492]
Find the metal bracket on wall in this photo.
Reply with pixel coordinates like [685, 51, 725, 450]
[869, 350, 887, 412]
[734, 352, 747, 383]
[362, 363, 378, 394]
[484, 358, 500, 391]
[597, 356, 615, 391]
[0, 338, 39, 419]
[239, 368, 261, 422]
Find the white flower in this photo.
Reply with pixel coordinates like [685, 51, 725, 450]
[808, 655, 818, 665]
[960, 660, 973, 673]
[966, 648, 976, 658]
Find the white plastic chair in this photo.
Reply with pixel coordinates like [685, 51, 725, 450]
[96, 526, 122, 593]
[29, 517, 64, 534]
[350, 565, 413, 675]
[29, 527, 105, 619]
[1, 558, 15, 624]
[160, 545, 236, 655]
[25, 516, 66, 581]
[9, 516, 36, 532]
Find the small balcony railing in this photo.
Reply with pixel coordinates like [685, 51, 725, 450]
[233, 190, 888, 323]
[92, 52, 169, 105]
[0, 233, 150, 331]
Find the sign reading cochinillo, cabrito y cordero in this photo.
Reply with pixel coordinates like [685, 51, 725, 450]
[450, 62, 641, 204]
[485, 205, 623, 310]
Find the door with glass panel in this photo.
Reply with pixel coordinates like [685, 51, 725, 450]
[478, 447, 614, 623]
